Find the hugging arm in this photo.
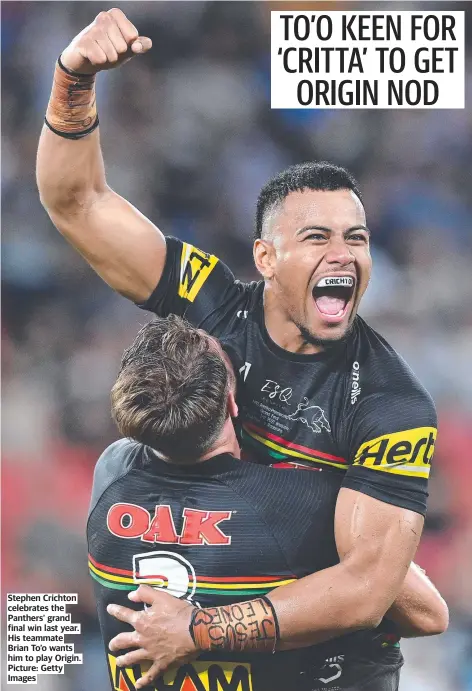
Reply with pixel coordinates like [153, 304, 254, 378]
[106, 488, 434, 687]
[386, 561, 448, 637]
[267, 488, 423, 648]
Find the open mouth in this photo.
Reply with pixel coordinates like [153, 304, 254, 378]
[312, 275, 356, 322]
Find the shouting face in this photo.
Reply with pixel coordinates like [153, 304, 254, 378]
[254, 188, 372, 352]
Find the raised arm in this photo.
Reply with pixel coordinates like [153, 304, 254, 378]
[36, 8, 166, 303]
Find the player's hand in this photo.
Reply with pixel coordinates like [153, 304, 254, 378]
[107, 585, 198, 689]
[61, 8, 152, 75]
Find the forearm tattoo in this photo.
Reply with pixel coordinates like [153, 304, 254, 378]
[190, 597, 279, 653]
[45, 56, 98, 139]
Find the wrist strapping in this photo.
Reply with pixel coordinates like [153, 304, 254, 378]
[189, 596, 279, 654]
[44, 55, 99, 139]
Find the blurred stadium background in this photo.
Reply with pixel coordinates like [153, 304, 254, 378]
[2, 1, 472, 689]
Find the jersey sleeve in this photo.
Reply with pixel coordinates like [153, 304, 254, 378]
[342, 371, 437, 517]
[137, 236, 244, 331]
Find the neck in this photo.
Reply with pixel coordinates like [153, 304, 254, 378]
[263, 285, 323, 355]
[199, 417, 241, 462]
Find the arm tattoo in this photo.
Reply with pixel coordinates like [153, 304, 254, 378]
[190, 597, 279, 653]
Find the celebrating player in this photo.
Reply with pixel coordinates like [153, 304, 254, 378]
[90, 315, 446, 691]
[36, 8, 446, 689]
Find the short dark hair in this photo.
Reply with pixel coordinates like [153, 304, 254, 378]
[254, 161, 363, 240]
[111, 316, 231, 463]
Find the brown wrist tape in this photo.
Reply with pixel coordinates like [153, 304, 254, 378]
[45, 56, 98, 139]
[189, 597, 279, 654]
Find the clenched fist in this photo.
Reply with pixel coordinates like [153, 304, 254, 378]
[61, 8, 152, 74]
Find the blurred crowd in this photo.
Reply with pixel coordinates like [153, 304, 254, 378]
[2, 2, 472, 689]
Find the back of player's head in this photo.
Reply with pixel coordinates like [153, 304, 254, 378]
[111, 315, 232, 463]
[254, 161, 363, 240]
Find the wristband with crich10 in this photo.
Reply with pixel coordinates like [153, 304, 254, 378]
[189, 597, 279, 654]
[44, 55, 99, 139]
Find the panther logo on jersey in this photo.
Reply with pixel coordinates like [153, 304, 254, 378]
[260, 381, 331, 434]
[286, 398, 331, 433]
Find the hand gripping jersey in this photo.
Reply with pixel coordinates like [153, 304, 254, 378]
[88, 440, 403, 691]
[139, 237, 437, 516]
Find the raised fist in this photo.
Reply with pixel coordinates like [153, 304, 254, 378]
[61, 8, 152, 74]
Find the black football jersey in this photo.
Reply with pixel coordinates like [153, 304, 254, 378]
[88, 440, 402, 691]
[139, 237, 437, 517]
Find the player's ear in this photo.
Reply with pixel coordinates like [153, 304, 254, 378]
[253, 239, 275, 279]
[227, 390, 238, 419]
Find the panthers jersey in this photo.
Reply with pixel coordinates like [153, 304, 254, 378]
[88, 440, 402, 691]
[139, 237, 437, 517]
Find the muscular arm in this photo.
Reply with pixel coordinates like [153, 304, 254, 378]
[271, 491, 448, 646]
[269, 488, 423, 649]
[36, 9, 166, 303]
